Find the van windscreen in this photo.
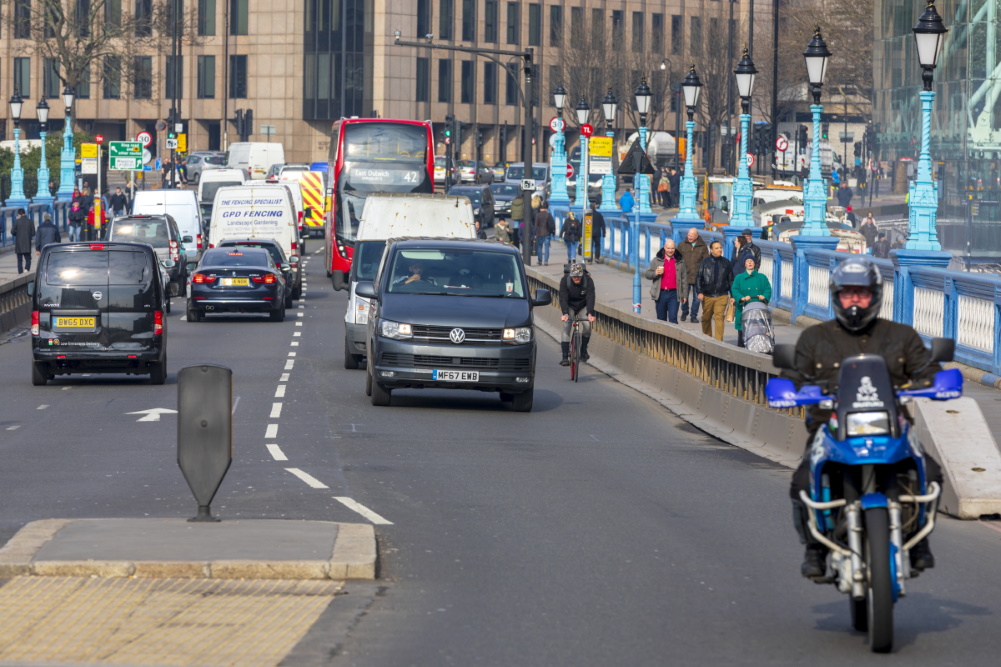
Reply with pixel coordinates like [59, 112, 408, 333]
[201, 181, 243, 203]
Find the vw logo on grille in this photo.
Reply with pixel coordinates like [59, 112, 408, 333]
[92, 291, 103, 301]
[449, 328, 466, 344]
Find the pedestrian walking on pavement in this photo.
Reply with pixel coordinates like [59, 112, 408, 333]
[589, 203, 605, 263]
[731, 257, 772, 348]
[11, 209, 36, 274]
[695, 241, 734, 341]
[35, 213, 61, 255]
[619, 189, 635, 214]
[836, 180, 853, 209]
[678, 227, 709, 323]
[534, 202, 556, 266]
[561, 210, 582, 263]
[668, 167, 681, 208]
[68, 200, 86, 242]
[109, 187, 128, 217]
[872, 232, 891, 259]
[644, 239, 688, 324]
[859, 213, 878, 250]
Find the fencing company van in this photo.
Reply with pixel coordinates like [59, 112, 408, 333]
[342, 192, 476, 369]
[225, 143, 286, 180]
[208, 184, 303, 297]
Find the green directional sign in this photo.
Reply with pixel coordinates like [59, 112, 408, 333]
[109, 141, 143, 170]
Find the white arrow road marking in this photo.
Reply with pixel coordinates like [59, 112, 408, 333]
[286, 468, 328, 489]
[267, 444, 287, 461]
[334, 497, 393, 525]
[126, 408, 178, 422]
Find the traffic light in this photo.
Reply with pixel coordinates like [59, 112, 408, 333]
[244, 109, 254, 137]
[798, 125, 808, 148]
[235, 109, 244, 135]
[476, 130, 484, 146]
[822, 122, 829, 140]
[854, 142, 862, 158]
[444, 114, 453, 144]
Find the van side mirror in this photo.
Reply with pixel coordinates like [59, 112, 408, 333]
[772, 344, 797, 370]
[930, 337, 955, 363]
[530, 288, 552, 307]
[26, 280, 34, 297]
[355, 281, 378, 300]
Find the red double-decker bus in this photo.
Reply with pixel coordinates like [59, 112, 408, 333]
[325, 118, 434, 289]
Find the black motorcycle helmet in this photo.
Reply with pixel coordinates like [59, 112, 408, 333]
[830, 257, 883, 332]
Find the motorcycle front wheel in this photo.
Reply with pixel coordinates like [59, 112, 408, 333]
[864, 506, 894, 653]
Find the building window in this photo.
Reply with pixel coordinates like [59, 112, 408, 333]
[631, 12, 643, 53]
[76, 0, 92, 38]
[438, 59, 451, 102]
[461, 0, 475, 41]
[506, 2, 519, 45]
[76, 67, 91, 99]
[14, 0, 31, 39]
[591, 8, 604, 48]
[671, 15, 682, 55]
[417, 0, 430, 38]
[528, 4, 541, 47]
[439, 0, 453, 40]
[461, 60, 473, 103]
[612, 10, 623, 43]
[135, 0, 152, 37]
[198, 0, 215, 36]
[652, 14, 663, 54]
[230, 0, 248, 35]
[166, 56, 184, 99]
[484, 1, 498, 42]
[549, 5, 561, 47]
[229, 54, 247, 97]
[691, 17, 702, 57]
[134, 56, 152, 99]
[14, 58, 30, 96]
[197, 55, 215, 98]
[103, 56, 121, 99]
[416, 57, 430, 102]
[484, 61, 496, 105]
[506, 62, 518, 106]
[43, 59, 61, 98]
[105, 0, 122, 28]
[570, 7, 582, 43]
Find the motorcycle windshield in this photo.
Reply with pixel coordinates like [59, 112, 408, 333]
[835, 354, 901, 440]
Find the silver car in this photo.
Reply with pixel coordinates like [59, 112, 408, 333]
[185, 152, 226, 183]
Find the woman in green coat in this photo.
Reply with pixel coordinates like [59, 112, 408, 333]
[730, 257, 772, 347]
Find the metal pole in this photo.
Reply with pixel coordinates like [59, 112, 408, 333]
[732, 108, 754, 228]
[905, 89, 943, 250]
[522, 51, 534, 266]
[802, 101, 828, 235]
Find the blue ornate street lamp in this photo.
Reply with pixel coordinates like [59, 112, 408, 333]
[599, 90, 618, 211]
[800, 27, 834, 237]
[548, 84, 572, 208]
[7, 90, 29, 207]
[57, 86, 76, 200]
[633, 80, 653, 215]
[906, 1, 948, 252]
[673, 65, 703, 223]
[730, 48, 757, 229]
[34, 96, 54, 206]
[574, 95, 590, 210]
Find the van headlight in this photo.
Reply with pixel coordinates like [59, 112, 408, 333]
[380, 319, 412, 340]
[846, 411, 891, 437]
[503, 327, 532, 344]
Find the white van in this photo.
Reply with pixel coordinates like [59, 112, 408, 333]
[226, 143, 286, 180]
[208, 184, 303, 297]
[131, 189, 205, 267]
[198, 169, 246, 204]
[343, 192, 476, 369]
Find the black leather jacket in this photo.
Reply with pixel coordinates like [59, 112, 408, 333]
[694, 255, 734, 298]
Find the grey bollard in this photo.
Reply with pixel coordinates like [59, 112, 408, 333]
[177, 364, 233, 522]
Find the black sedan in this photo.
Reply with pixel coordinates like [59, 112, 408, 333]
[489, 182, 521, 219]
[187, 248, 289, 322]
[216, 238, 296, 307]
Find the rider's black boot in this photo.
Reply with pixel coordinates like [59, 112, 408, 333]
[793, 500, 827, 578]
[910, 538, 935, 571]
[580, 336, 590, 362]
[560, 342, 570, 366]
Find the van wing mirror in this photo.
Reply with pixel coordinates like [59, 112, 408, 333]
[26, 280, 34, 297]
[929, 337, 955, 363]
[531, 288, 552, 307]
[772, 344, 797, 370]
[355, 281, 378, 300]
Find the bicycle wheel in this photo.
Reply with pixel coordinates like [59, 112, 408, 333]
[571, 321, 582, 382]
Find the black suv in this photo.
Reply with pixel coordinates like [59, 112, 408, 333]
[447, 184, 496, 228]
[29, 242, 168, 385]
[356, 238, 551, 411]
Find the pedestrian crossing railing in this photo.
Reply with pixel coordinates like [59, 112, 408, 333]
[595, 218, 1001, 376]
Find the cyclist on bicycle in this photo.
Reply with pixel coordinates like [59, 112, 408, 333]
[559, 263, 597, 366]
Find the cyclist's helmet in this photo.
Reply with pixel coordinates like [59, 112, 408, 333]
[830, 257, 883, 332]
[569, 263, 585, 278]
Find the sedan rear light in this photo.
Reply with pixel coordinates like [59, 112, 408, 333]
[154, 311, 164, 336]
[31, 311, 39, 336]
[251, 274, 277, 284]
[197, 233, 203, 250]
[192, 273, 217, 283]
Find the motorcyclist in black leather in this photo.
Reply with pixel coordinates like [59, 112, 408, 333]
[782, 258, 943, 578]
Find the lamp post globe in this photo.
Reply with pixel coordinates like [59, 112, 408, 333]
[57, 86, 77, 199]
[674, 65, 703, 223]
[549, 84, 572, 207]
[35, 96, 54, 206]
[600, 89, 619, 211]
[7, 90, 29, 206]
[730, 47, 757, 229]
[905, 1, 949, 255]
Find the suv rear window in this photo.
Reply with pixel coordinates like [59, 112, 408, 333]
[44, 250, 150, 285]
[110, 220, 172, 247]
[221, 242, 284, 266]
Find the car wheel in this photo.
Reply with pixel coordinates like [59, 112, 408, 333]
[186, 301, 201, 322]
[510, 388, 534, 412]
[165, 296, 172, 313]
[284, 290, 294, 308]
[32, 362, 48, 386]
[344, 337, 361, 370]
[365, 366, 373, 396]
[370, 379, 392, 406]
[149, 360, 167, 385]
[270, 301, 286, 322]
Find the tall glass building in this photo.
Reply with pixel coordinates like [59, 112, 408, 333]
[875, 0, 1001, 256]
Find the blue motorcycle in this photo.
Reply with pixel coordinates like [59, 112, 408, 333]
[767, 339, 962, 653]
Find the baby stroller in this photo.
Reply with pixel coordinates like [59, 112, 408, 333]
[741, 301, 775, 354]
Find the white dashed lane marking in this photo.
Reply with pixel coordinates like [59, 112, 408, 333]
[265, 424, 278, 439]
[37, 405, 49, 410]
[275, 385, 286, 398]
[7, 426, 21, 431]
[293, 332, 301, 337]
[285, 360, 295, 370]
[286, 468, 328, 489]
[334, 497, 394, 525]
[267, 444, 288, 461]
[288, 352, 296, 357]
[270, 403, 282, 419]
[280, 373, 290, 382]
